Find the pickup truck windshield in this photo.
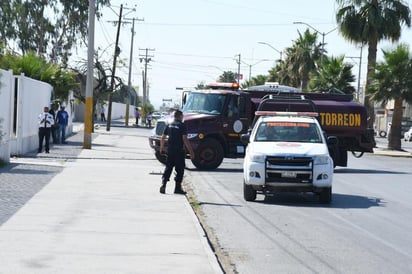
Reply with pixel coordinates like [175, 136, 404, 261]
[182, 93, 226, 115]
[255, 121, 322, 143]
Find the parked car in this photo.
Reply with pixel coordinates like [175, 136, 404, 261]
[404, 127, 412, 141]
[152, 112, 162, 120]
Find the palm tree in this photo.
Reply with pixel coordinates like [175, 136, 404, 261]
[218, 71, 237, 83]
[336, 0, 411, 127]
[282, 29, 322, 90]
[241, 75, 268, 89]
[368, 44, 412, 150]
[309, 55, 356, 94]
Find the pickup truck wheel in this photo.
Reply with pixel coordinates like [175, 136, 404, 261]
[319, 187, 332, 204]
[243, 182, 257, 201]
[155, 151, 167, 165]
[192, 138, 224, 170]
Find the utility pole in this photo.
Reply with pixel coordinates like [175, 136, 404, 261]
[293, 22, 337, 63]
[83, 0, 95, 149]
[106, 4, 123, 131]
[139, 48, 155, 107]
[240, 59, 270, 81]
[346, 44, 364, 101]
[125, 16, 144, 126]
[235, 54, 241, 84]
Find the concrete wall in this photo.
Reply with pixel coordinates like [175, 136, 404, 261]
[0, 71, 55, 159]
[0, 70, 135, 162]
[0, 69, 14, 162]
[74, 101, 135, 122]
[9, 75, 53, 156]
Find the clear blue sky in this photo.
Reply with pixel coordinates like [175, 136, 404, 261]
[76, 0, 412, 109]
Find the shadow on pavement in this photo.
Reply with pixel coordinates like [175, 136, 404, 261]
[334, 168, 408, 174]
[258, 192, 384, 209]
[198, 201, 242, 207]
[186, 167, 243, 173]
[1, 164, 59, 175]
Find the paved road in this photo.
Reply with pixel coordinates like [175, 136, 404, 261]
[187, 151, 412, 273]
[0, 127, 412, 273]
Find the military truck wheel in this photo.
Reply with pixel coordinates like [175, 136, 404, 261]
[155, 151, 167, 165]
[319, 187, 332, 204]
[351, 151, 364, 158]
[192, 138, 224, 170]
[243, 182, 257, 201]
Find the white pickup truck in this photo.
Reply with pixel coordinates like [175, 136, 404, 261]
[241, 111, 335, 204]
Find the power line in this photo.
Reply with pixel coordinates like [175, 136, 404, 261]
[140, 22, 334, 27]
[155, 51, 274, 62]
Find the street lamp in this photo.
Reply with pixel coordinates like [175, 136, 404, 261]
[293, 21, 337, 63]
[258, 42, 282, 61]
[345, 44, 364, 101]
[241, 59, 271, 81]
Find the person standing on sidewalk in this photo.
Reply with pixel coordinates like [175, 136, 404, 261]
[134, 107, 140, 126]
[159, 110, 195, 194]
[38, 106, 54, 153]
[56, 104, 69, 144]
[146, 112, 153, 128]
[49, 103, 60, 144]
[100, 104, 106, 122]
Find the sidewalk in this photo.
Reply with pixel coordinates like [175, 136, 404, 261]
[0, 123, 222, 274]
[373, 137, 412, 158]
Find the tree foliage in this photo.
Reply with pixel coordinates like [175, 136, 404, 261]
[196, 81, 207, 89]
[279, 29, 322, 90]
[218, 71, 237, 83]
[336, 0, 411, 128]
[0, 0, 110, 66]
[72, 52, 117, 105]
[309, 55, 355, 94]
[0, 50, 77, 100]
[241, 75, 268, 89]
[368, 44, 412, 150]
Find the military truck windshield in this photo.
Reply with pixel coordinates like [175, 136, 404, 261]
[182, 93, 226, 115]
[255, 121, 322, 143]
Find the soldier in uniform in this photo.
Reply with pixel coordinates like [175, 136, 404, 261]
[159, 110, 195, 194]
[38, 106, 55, 153]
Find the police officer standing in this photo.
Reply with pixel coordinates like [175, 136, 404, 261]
[159, 110, 195, 194]
[38, 106, 54, 153]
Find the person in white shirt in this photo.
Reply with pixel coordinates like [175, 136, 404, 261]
[38, 106, 54, 153]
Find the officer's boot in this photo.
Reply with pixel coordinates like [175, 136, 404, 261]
[174, 182, 186, 195]
[159, 181, 167, 194]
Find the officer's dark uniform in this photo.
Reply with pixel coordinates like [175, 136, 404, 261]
[161, 119, 188, 194]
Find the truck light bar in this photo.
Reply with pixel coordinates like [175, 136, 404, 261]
[207, 82, 239, 90]
[255, 111, 319, 117]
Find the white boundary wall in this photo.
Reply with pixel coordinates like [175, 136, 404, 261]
[0, 69, 14, 162]
[74, 101, 135, 122]
[0, 70, 134, 162]
[10, 75, 53, 155]
[0, 72, 53, 160]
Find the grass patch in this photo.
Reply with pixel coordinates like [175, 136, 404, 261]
[189, 199, 200, 210]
